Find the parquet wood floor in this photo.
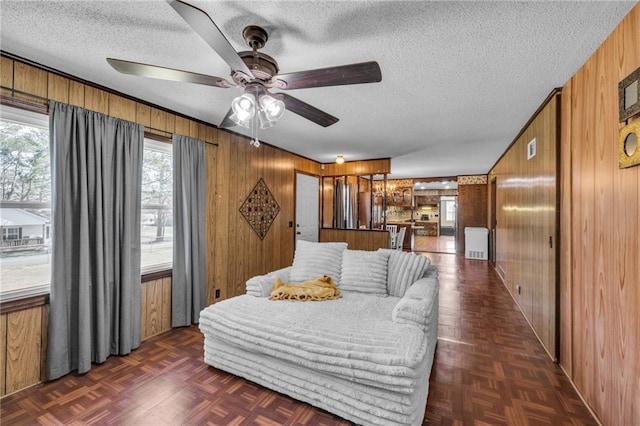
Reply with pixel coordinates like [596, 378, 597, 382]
[413, 236, 456, 254]
[1, 254, 597, 425]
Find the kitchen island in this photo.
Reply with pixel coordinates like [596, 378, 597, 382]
[415, 221, 439, 237]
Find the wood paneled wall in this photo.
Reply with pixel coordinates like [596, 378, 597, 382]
[211, 131, 320, 302]
[140, 277, 172, 340]
[0, 305, 47, 396]
[0, 53, 323, 395]
[319, 229, 389, 251]
[456, 177, 488, 254]
[559, 5, 640, 425]
[488, 94, 559, 359]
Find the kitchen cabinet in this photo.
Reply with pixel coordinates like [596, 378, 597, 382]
[388, 187, 412, 207]
[415, 195, 439, 206]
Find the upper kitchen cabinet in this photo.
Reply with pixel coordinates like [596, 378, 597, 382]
[387, 179, 413, 207]
[415, 195, 439, 206]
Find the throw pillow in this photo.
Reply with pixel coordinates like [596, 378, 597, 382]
[392, 298, 431, 332]
[379, 249, 430, 297]
[289, 240, 347, 285]
[340, 249, 389, 295]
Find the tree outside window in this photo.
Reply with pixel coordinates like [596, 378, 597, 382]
[140, 139, 173, 272]
[0, 107, 51, 299]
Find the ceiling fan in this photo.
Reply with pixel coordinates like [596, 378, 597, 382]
[107, 0, 382, 132]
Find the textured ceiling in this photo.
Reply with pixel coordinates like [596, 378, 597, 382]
[1, 1, 636, 178]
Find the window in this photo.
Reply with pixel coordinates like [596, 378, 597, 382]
[0, 106, 51, 300]
[444, 199, 456, 222]
[140, 138, 173, 273]
[3, 227, 20, 240]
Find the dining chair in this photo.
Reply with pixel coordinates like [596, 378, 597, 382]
[385, 224, 398, 249]
[395, 226, 406, 250]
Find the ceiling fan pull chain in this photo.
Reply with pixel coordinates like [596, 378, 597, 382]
[251, 107, 260, 148]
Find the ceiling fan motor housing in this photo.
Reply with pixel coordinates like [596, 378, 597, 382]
[236, 51, 279, 83]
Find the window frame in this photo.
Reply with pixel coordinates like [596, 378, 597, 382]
[140, 137, 173, 275]
[0, 105, 51, 301]
[0, 107, 176, 303]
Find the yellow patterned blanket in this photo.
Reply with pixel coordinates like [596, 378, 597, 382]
[269, 275, 341, 301]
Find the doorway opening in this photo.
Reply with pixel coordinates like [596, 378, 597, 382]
[412, 179, 458, 254]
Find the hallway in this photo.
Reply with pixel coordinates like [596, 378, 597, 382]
[423, 253, 595, 424]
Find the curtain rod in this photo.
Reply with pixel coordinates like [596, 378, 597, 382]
[1, 86, 218, 146]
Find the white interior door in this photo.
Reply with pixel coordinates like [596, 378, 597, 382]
[295, 173, 319, 242]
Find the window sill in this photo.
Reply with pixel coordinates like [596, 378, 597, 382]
[0, 292, 49, 314]
[141, 268, 172, 282]
[0, 269, 173, 313]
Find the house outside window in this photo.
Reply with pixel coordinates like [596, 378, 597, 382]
[140, 138, 173, 273]
[0, 106, 51, 300]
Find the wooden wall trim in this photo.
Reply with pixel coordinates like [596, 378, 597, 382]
[141, 269, 172, 283]
[322, 158, 391, 176]
[0, 295, 48, 315]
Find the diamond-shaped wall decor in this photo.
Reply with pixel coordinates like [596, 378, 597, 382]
[239, 178, 280, 240]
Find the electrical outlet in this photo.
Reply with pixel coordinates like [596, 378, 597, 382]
[516, 285, 521, 295]
[215, 289, 220, 298]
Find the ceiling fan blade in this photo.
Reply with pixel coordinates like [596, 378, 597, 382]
[218, 107, 236, 128]
[166, 0, 254, 78]
[274, 93, 339, 127]
[274, 61, 381, 90]
[107, 58, 235, 88]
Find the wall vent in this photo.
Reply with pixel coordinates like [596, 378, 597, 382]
[467, 250, 486, 259]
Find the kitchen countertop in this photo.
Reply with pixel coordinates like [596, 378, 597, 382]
[388, 220, 439, 225]
[386, 221, 428, 229]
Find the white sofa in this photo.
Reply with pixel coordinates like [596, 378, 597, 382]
[199, 241, 439, 426]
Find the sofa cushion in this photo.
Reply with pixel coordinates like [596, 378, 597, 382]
[290, 240, 347, 285]
[379, 249, 430, 297]
[340, 249, 389, 295]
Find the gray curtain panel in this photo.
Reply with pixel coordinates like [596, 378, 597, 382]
[47, 101, 143, 380]
[172, 134, 206, 327]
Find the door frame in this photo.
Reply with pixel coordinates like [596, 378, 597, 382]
[490, 177, 497, 267]
[294, 170, 321, 245]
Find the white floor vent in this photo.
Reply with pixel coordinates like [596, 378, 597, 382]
[465, 227, 488, 260]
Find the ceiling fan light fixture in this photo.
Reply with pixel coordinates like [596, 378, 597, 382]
[260, 95, 285, 121]
[229, 113, 251, 129]
[336, 155, 345, 164]
[231, 92, 256, 122]
[258, 110, 277, 129]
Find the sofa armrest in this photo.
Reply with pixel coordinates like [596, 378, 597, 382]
[245, 266, 292, 297]
[392, 277, 439, 333]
